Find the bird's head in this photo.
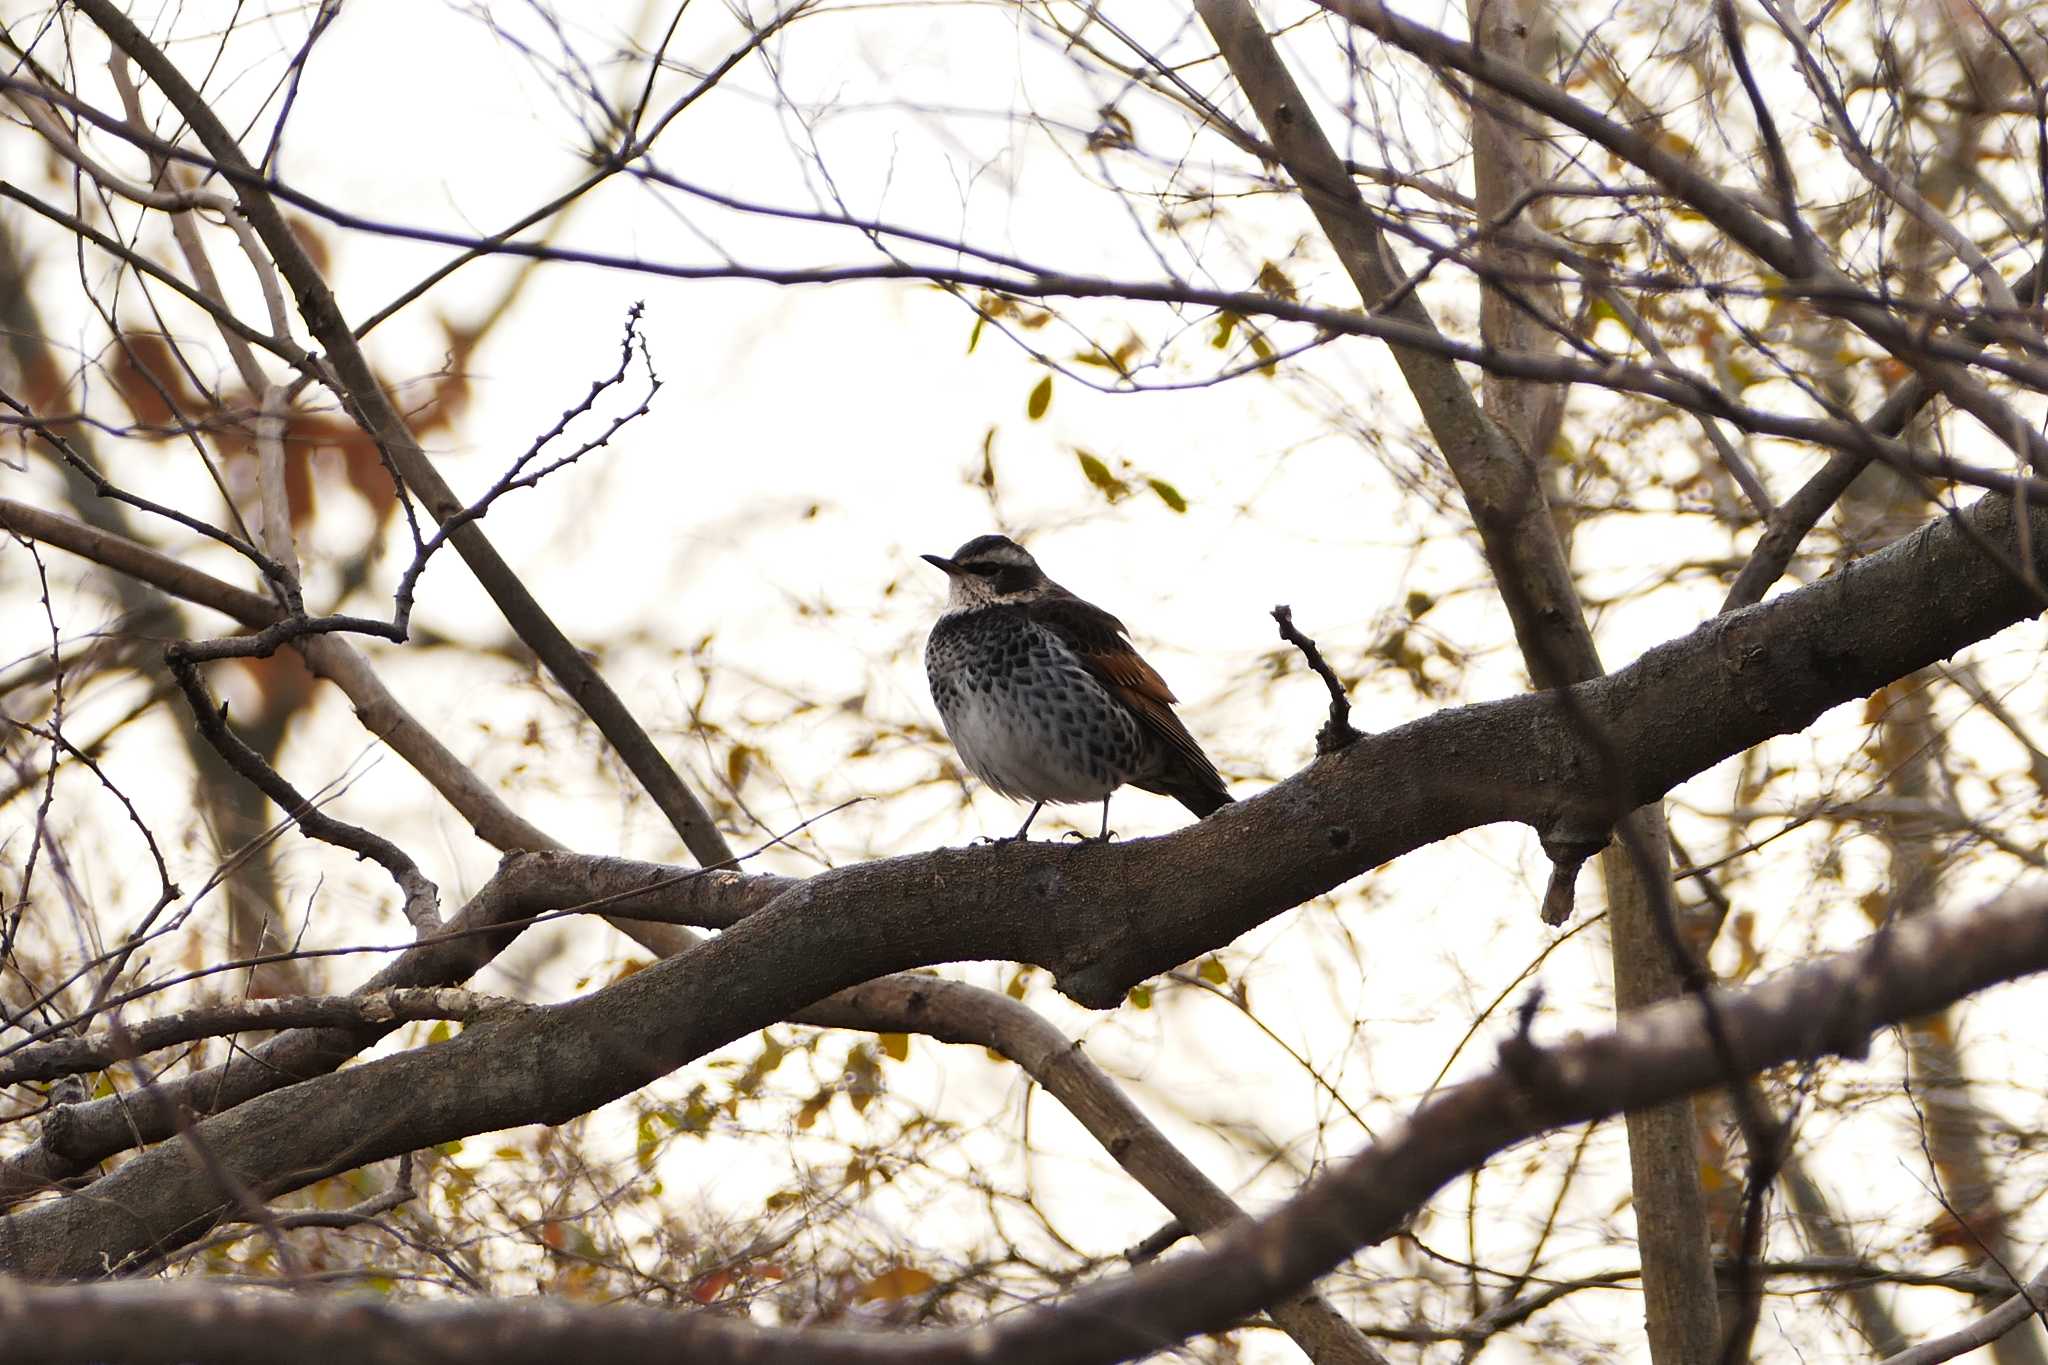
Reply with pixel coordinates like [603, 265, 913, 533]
[922, 534, 1058, 610]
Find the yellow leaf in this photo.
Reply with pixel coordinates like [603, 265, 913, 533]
[845, 1045, 882, 1113]
[856, 1266, 938, 1302]
[1075, 450, 1128, 500]
[1254, 261, 1297, 301]
[1026, 374, 1053, 420]
[879, 1032, 910, 1062]
[676, 1096, 715, 1134]
[635, 1113, 661, 1171]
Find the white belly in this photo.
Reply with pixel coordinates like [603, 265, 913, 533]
[943, 690, 1117, 804]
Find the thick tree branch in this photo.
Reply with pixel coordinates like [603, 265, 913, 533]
[4, 883, 2047, 1361]
[1189, 5, 1723, 1354]
[0, 855, 786, 1210]
[6, 859, 1379, 1363]
[810, 977, 1387, 1365]
[0, 490, 1388, 1364]
[4, 486, 2046, 1275]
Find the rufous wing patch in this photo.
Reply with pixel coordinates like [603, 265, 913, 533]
[1034, 596, 1218, 783]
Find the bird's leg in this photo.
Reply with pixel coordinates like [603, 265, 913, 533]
[1065, 796, 1116, 843]
[1006, 801, 1045, 843]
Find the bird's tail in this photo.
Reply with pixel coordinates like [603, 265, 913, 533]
[1148, 772, 1232, 819]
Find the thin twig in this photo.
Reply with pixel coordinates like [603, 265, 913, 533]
[1271, 605, 1362, 753]
[164, 652, 440, 934]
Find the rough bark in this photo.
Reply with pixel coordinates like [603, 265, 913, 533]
[5, 881, 2048, 1362]
[1467, 4, 1719, 1357]
[1192, 2, 1724, 1355]
[1600, 815, 1724, 1362]
[4, 484, 2046, 1278]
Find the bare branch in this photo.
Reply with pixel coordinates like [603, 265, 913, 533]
[164, 652, 440, 934]
[388, 304, 660, 636]
[1271, 606, 1362, 754]
[0, 497, 558, 854]
[0, 988, 521, 1087]
[65, 0, 735, 868]
[4, 882, 2047, 1359]
[1716, 0, 1817, 274]
[7, 479, 2048, 1271]
[808, 977, 1388, 1365]
[1883, 1260, 2048, 1365]
[1312, 0, 2048, 474]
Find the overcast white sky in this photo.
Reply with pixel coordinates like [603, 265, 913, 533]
[7, 1, 2048, 1357]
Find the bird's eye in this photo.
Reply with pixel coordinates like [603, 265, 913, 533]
[962, 562, 1001, 577]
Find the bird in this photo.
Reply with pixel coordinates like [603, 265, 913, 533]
[921, 534, 1232, 840]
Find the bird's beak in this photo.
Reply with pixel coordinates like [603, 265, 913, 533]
[921, 553, 959, 574]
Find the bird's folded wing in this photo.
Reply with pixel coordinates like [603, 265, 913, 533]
[1033, 597, 1220, 782]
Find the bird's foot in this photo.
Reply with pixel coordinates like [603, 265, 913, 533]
[1063, 828, 1118, 844]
